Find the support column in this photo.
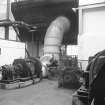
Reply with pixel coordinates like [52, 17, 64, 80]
[78, 8, 83, 35]
[5, 0, 10, 40]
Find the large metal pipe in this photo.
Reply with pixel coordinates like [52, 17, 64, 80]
[44, 16, 71, 60]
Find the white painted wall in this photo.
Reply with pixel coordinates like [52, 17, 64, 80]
[83, 7, 105, 34]
[0, 39, 25, 66]
[0, 27, 5, 39]
[9, 26, 17, 41]
[0, 0, 15, 21]
[79, 0, 105, 6]
[78, 6, 105, 70]
[0, 0, 7, 20]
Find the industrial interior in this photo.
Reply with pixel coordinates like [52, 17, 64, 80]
[0, 0, 105, 105]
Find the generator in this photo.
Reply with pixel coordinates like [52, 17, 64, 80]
[72, 49, 105, 105]
[0, 57, 42, 89]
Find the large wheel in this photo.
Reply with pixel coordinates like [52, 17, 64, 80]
[25, 57, 42, 80]
[13, 59, 32, 78]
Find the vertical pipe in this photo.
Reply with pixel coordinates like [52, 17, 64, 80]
[5, 26, 9, 40]
[7, 0, 10, 20]
[5, 0, 10, 40]
[32, 31, 34, 57]
[36, 40, 39, 57]
[29, 29, 35, 57]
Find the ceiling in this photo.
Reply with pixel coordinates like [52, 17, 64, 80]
[11, 0, 78, 44]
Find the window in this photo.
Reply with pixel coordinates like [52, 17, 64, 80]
[0, 27, 5, 39]
[9, 26, 17, 41]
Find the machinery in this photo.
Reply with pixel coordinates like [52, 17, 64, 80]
[0, 57, 42, 89]
[47, 57, 59, 80]
[58, 55, 83, 89]
[72, 49, 105, 105]
[40, 54, 59, 80]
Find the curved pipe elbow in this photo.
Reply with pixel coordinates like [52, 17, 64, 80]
[44, 16, 71, 59]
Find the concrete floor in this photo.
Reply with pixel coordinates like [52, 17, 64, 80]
[0, 79, 75, 105]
